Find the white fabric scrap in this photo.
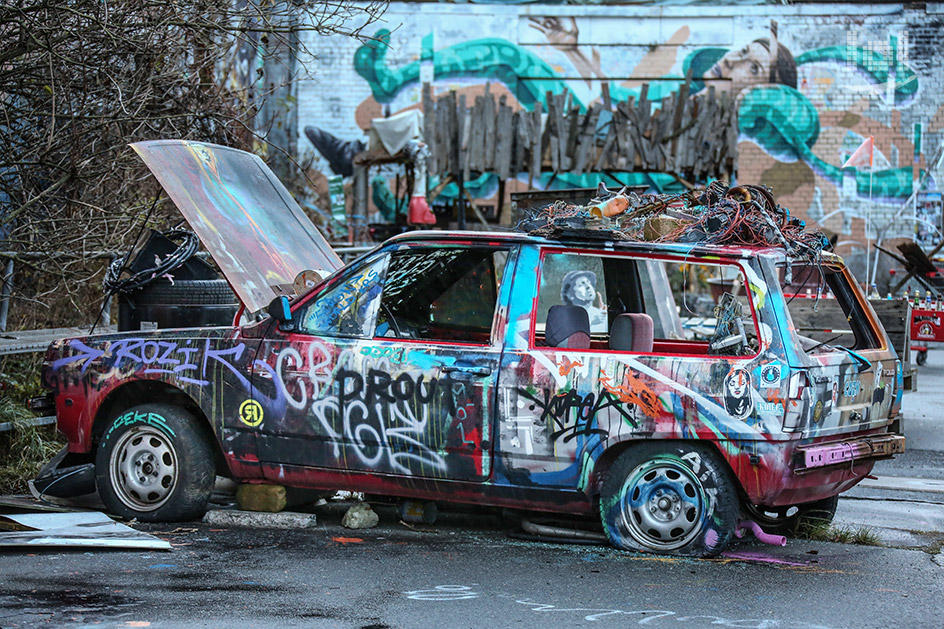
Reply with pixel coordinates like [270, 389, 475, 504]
[368, 109, 424, 155]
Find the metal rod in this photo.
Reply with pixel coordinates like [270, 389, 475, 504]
[0, 258, 13, 332]
[457, 173, 466, 230]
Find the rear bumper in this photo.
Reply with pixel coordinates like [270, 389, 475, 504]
[795, 434, 905, 474]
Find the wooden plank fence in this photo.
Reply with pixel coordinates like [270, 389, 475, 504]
[422, 75, 738, 185]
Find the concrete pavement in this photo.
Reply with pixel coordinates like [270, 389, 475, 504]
[832, 348, 944, 551]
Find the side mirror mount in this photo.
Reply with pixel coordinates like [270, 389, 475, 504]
[267, 295, 294, 330]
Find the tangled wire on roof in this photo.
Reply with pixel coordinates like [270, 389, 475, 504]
[519, 181, 830, 264]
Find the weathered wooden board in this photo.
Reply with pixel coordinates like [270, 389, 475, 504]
[419, 80, 737, 184]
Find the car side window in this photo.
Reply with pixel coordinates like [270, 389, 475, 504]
[536, 253, 609, 334]
[534, 250, 758, 356]
[296, 256, 388, 337]
[376, 247, 507, 344]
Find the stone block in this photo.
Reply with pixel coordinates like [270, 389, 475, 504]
[236, 483, 287, 513]
[341, 502, 379, 529]
[203, 509, 317, 529]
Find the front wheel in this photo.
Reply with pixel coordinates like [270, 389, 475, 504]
[96, 404, 215, 522]
[599, 443, 739, 556]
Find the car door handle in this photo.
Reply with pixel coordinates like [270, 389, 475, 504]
[440, 365, 492, 377]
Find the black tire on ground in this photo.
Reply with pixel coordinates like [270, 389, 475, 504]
[95, 403, 215, 522]
[744, 494, 839, 537]
[599, 442, 739, 557]
[916, 349, 928, 366]
[132, 279, 237, 306]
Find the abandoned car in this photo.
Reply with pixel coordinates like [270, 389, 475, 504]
[32, 141, 905, 557]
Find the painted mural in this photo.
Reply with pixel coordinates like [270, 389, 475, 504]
[297, 4, 944, 280]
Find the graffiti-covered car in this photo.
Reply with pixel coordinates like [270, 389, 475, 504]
[34, 141, 905, 557]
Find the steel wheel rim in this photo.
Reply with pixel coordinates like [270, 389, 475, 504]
[617, 457, 707, 551]
[109, 426, 178, 512]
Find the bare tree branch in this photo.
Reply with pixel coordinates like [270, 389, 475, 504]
[0, 0, 387, 328]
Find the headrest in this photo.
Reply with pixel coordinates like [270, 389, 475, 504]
[609, 313, 654, 353]
[546, 305, 591, 349]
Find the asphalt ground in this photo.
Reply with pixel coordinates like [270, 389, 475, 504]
[2, 353, 943, 627]
[1, 499, 943, 629]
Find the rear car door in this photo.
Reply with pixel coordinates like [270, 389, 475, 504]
[250, 243, 514, 481]
[779, 260, 901, 435]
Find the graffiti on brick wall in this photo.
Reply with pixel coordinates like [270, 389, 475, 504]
[300, 9, 942, 248]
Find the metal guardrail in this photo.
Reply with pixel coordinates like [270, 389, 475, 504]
[0, 325, 117, 357]
[0, 415, 56, 433]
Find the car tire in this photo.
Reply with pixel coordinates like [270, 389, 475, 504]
[132, 279, 237, 306]
[744, 495, 839, 537]
[599, 443, 738, 556]
[96, 404, 215, 522]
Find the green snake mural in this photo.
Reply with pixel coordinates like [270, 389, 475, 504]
[354, 29, 924, 201]
[355, 29, 577, 110]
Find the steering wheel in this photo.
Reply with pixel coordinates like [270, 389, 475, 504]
[709, 293, 749, 356]
[379, 302, 403, 338]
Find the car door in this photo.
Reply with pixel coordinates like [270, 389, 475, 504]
[778, 259, 900, 436]
[250, 243, 513, 482]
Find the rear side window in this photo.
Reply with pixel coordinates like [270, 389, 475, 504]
[533, 250, 758, 357]
[782, 263, 881, 352]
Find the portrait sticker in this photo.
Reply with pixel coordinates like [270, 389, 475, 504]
[723, 367, 753, 420]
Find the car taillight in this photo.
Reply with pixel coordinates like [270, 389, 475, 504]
[782, 370, 809, 432]
[26, 394, 56, 415]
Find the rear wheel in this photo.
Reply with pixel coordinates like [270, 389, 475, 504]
[745, 495, 839, 537]
[96, 404, 214, 522]
[599, 443, 738, 556]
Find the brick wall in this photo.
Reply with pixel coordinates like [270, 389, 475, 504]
[294, 3, 944, 284]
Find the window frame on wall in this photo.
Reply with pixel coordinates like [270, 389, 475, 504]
[530, 247, 762, 359]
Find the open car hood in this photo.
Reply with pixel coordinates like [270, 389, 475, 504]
[132, 140, 343, 313]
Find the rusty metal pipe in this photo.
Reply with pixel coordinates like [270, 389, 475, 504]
[520, 519, 608, 542]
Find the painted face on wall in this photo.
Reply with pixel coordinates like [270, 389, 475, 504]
[704, 41, 771, 94]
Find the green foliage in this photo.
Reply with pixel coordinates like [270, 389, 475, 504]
[797, 521, 881, 547]
[0, 354, 44, 401]
[0, 355, 60, 494]
[0, 399, 63, 494]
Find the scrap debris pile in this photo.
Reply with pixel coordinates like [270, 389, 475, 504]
[520, 181, 830, 263]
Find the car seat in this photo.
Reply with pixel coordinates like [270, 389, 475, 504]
[609, 313, 654, 353]
[545, 305, 591, 349]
